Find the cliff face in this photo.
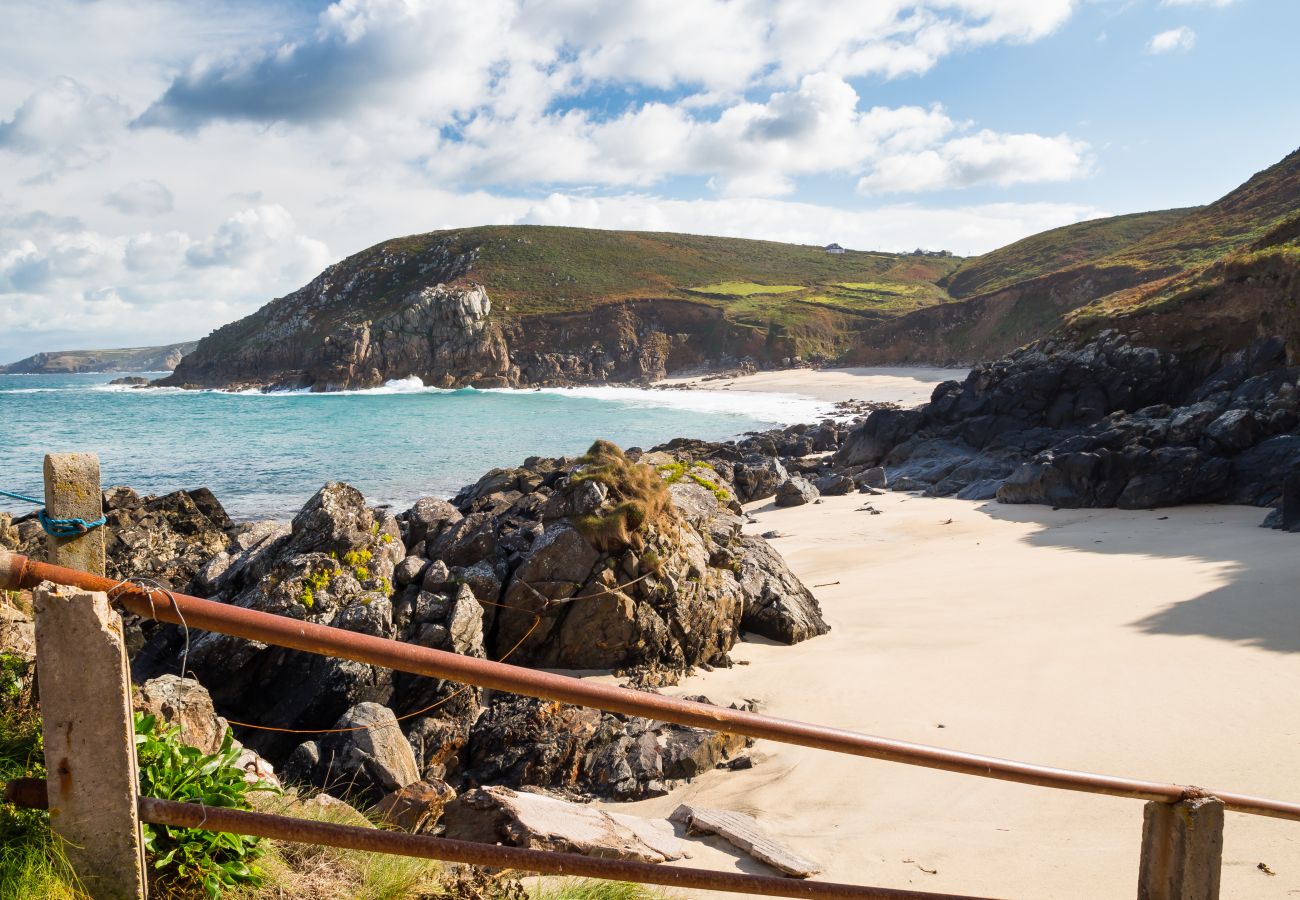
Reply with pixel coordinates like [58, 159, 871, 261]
[163, 275, 764, 391]
[162, 230, 798, 391]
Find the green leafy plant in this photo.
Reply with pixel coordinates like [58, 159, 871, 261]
[134, 713, 276, 898]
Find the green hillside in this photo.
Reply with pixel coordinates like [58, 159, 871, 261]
[433, 226, 963, 325]
[850, 147, 1300, 364]
[945, 208, 1195, 299]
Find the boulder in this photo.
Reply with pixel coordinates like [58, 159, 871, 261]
[374, 777, 457, 833]
[736, 536, 829, 644]
[462, 695, 753, 801]
[1204, 408, 1262, 453]
[134, 675, 230, 756]
[815, 473, 854, 496]
[305, 702, 421, 800]
[729, 455, 789, 503]
[443, 786, 687, 863]
[775, 477, 819, 507]
[857, 467, 888, 489]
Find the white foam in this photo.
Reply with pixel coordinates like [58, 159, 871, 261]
[482, 384, 832, 425]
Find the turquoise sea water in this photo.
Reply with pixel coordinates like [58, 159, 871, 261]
[0, 373, 828, 520]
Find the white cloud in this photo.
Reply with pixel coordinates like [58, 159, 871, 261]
[1147, 26, 1197, 54]
[420, 75, 1089, 195]
[0, 202, 330, 353]
[133, 0, 1078, 129]
[104, 180, 174, 215]
[857, 130, 1091, 194]
[0, 0, 1099, 359]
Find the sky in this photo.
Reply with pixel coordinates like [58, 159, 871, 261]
[1, 0, 1296, 363]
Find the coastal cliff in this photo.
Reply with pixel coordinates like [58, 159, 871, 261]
[159, 227, 960, 391]
[1, 341, 197, 374]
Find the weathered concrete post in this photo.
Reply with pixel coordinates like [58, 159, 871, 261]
[43, 452, 107, 576]
[1137, 796, 1224, 900]
[36, 453, 147, 899]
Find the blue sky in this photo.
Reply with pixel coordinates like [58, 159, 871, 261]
[0, 0, 1294, 362]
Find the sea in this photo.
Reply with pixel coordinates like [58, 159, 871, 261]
[0, 373, 831, 521]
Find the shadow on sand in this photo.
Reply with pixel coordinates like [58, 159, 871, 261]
[973, 500, 1300, 654]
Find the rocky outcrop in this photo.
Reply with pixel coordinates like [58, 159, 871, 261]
[133, 482, 410, 760]
[157, 229, 767, 392]
[460, 695, 753, 801]
[829, 332, 1300, 512]
[131, 451, 823, 804]
[5, 486, 237, 593]
[396, 442, 766, 673]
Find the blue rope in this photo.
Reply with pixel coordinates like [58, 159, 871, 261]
[0, 487, 107, 538]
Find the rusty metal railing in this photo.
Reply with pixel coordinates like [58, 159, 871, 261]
[4, 778, 996, 900]
[4, 550, 1298, 823]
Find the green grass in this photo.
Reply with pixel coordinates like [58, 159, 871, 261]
[944, 209, 1195, 299]
[527, 879, 670, 900]
[0, 654, 85, 900]
[685, 281, 804, 297]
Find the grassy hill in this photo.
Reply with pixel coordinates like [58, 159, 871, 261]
[423, 226, 963, 337]
[850, 147, 1300, 364]
[944, 208, 1195, 299]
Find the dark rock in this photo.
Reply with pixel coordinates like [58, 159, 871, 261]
[1204, 408, 1262, 453]
[775, 477, 819, 507]
[461, 695, 753, 801]
[856, 467, 888, 489]
[736, 536, 829, 644]
[1284, 468, 1300, 532]
[729, 455, 789, 503]
[134, 482, 405, 760]
[815, 473, 854, 496]
[304, 702, 421, 801]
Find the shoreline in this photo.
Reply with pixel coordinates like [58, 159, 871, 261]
[594, 492, 1300, 898]
[660, 365, 966, 405]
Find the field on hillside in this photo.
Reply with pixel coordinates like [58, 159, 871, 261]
[441, 226, 964, 324]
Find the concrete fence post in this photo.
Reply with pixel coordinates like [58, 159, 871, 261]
[1137, 796, 1224, 900]
[35, 453, 147, 899]
[43, 452, 107, 577]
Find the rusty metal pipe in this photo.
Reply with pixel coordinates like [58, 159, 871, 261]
[6, 551, 1300, 821]
[4, 779, 995, 900]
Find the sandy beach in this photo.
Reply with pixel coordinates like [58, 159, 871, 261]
[663, 366, 966, 406]
[593, 490, 1300, 898]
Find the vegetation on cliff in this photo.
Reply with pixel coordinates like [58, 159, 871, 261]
[850, 146, 1300, 365]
